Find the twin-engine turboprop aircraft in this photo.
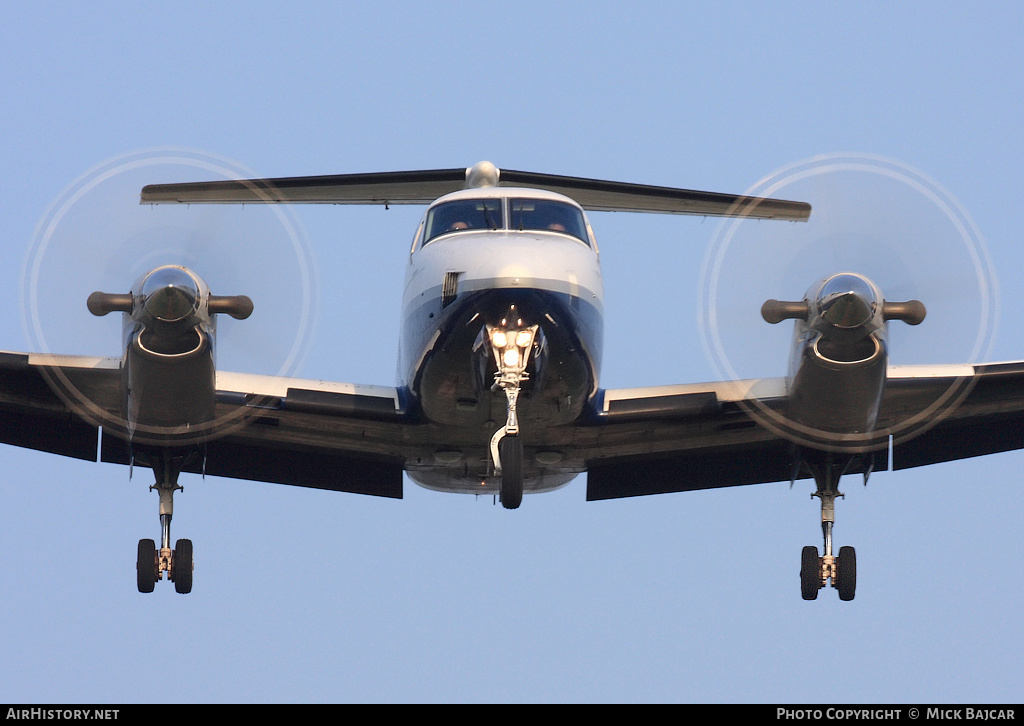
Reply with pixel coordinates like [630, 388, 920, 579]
[4, 160, 1022, 599]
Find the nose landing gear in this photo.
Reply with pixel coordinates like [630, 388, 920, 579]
[485, 319, 538, 510]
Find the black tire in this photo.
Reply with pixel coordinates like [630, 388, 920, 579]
[499, 435, 523, 510]
[836, 545, 856, 601]
[173, 539, 193, 594]
[800, 545, 820, 600]
[137, 539, 156, 594]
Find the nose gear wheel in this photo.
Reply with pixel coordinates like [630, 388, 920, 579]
[498, 435, 523, 509]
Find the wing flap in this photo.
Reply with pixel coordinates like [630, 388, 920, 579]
[175, 372, 418, 496]
[583, 379, 798, 499]
[99, 432, 404, 498]
[587, 439, 798, 500]
[586, 441, 885, 500]
[0, 399, 98, 461]
[0, 352, 113, 461]
[890, 361, 1024, 470]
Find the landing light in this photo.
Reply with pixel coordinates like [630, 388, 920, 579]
[485, 323, 539, 376]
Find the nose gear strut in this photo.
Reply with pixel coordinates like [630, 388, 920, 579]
[485, 321, 539, 509]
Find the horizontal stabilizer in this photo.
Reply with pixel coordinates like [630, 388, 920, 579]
[141, 164, 811, 221]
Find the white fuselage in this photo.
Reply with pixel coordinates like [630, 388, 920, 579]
[396, 187, 606, 493]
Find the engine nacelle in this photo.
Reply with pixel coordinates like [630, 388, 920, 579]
[762, 272, 925, 446]
[89, 265, 252, 444]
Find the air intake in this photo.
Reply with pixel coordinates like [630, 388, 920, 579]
[442, 271, 462, 308]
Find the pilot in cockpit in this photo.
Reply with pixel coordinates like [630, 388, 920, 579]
[433, 199, 500, 235]
[524, 204, 568, 233]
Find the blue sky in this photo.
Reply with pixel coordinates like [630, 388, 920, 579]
[1, 1, 1022, 703]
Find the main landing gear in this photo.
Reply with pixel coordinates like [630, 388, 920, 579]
[799, 453, 858, 601]
[136, 449, 194, 594]
[485, 316, 539, 510]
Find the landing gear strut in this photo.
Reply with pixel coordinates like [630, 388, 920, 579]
[485, 318, 538, 510]
[799, 453, 858, 601]
[136, 448, 194, 594]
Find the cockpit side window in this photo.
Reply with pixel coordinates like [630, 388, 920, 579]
[423, 199, 504, 244]
[509, 199, 589, 245]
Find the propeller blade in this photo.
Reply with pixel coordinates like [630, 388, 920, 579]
[23, 149, 318, 439]
[700, 153, 997, 450]
[882, 300, 927, 325]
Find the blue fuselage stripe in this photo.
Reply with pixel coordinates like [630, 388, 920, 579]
[401, 285, 603, 427]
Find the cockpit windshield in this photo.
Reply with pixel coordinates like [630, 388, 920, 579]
[509, 199, 589, 243]
[424, 199, 503, 243]
[421, 196, 591, 247]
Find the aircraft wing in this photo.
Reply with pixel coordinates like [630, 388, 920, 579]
[4, 350, 1024, 501]
[0, 352, 421, 498]
[0, 351, 125, 461]
[580, 377, 809, 500]
[582, 361, 1024, 500]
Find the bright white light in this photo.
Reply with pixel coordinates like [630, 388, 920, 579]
[515, 330, 533, 347]
[503, 348, 520, 367]
[491, 330, 507, 348]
